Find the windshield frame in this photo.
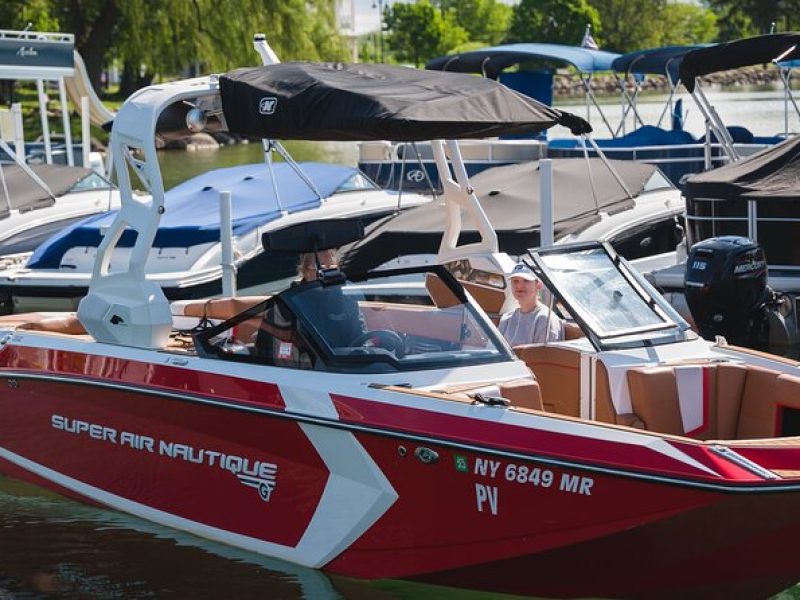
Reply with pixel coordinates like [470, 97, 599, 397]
[527, 241, 691, 351]
[287, 265, 513, 372]
[195, 264, 515, 373]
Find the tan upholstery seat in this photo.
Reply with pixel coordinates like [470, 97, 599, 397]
[624, 362, 797, 440]
[514, 345, 581, 417]
[594, 361, 645, 429]
[737, 366, 787, 439]
[460, 281, 506, 321]
[715, 364, 748, 439]
[627, 364, 729, 438]
[176, 296, 270, 321]
[499, 377, 544, 411]
[627, 367, 685, 436]
[10, 312, 87, 335]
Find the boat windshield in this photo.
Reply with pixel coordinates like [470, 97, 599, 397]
[196, 266, 513, 373]
[529, 242, 688, 348]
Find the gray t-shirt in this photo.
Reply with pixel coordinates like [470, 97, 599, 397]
[498, 304, 563, 346]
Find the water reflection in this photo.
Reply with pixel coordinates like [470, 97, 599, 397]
[0, 476, 511, 600]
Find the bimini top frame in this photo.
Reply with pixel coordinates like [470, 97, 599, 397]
[79, 60, 591, 349]
[679, 33, 800, 161]
[611, 45, 706, 136]
[426, 43, 620, 137]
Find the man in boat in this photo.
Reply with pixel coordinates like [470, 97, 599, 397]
[255, 249, 365, 366]
[499, 263, 564, 346]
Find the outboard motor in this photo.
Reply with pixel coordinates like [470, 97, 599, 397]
[685, 236, 792, 348]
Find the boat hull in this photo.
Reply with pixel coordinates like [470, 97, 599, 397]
[1, 345, 800, 598]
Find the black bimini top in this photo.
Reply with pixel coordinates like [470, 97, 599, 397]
[219, 62, 591, 141]
[0, 164, 95, 220]
[685, 134, 800, 203]
[679, 33, 800, 93]
[340, 158, 660, 273]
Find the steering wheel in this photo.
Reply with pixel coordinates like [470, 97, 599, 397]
[350, 329, 405, 358]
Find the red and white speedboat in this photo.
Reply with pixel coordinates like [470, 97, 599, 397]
[2, 62, 800, 600]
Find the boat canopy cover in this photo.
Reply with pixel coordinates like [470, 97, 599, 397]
[27, 162, 359, 269]
[425, 44, 620, 78]
[611, 45, 706, 82]
[0, 164, 94, 220]
[340, 158, 658, 273]
[219, 62, 591, 141]
[684, 134, 800, 203]
[679, 33, 800, 92]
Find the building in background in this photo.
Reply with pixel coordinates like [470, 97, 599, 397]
[336, 0, 359, 61]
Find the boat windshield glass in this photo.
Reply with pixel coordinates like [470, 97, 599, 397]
[71, 171, 114, 191]
[643, 169, 673, 191]
[196, 266, 513, 373]
[334, 171, 378, 193]
[530, 244, 679, 342]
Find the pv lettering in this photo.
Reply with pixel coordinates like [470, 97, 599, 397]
[475, 483, 498, 515]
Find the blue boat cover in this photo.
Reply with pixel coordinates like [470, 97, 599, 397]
[28, 161, 360, 269]
[549, 125, 697, 149]
[611, 45, 707, 82]
[426, 44, 619, 78]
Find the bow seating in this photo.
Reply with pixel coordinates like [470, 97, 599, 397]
[626, 363, 800, 440]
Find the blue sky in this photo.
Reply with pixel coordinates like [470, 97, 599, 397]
[353, 0, 387, 35]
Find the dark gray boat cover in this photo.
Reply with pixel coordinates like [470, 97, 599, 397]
[684, 134, 800, 202]
[679, 33, 800, 93]
[340, 158, 659, 273]
[219, 62, 591, 141]
[0, 164, 94, 220]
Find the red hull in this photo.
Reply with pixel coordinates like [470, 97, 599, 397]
[2, 345, 800, 598]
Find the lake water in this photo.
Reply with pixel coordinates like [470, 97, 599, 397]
[4, 89, 800, 599]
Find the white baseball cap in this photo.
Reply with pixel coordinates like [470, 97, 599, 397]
[508, 263, 537, 282]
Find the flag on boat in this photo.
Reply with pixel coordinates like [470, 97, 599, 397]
[581, 24, 598, 50]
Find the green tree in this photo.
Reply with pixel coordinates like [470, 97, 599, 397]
[704, 0, 800, 37]
[110, 0, 347, 94]
[711, 5, 756, 42]
[659, 3, 718, 46]
[586, 0, 666, 52]
[435, 0, 512, 45]
[384, 1, 468, 67]
[506, 0, 600, 47]
[3, 0, 348, 94]
[0, 0, 59, 31]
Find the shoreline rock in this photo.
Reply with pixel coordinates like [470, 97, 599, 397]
[156, 131, 250, 151]
[554, 66, 791, 97]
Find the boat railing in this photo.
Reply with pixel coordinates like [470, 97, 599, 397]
[686, 202, 800, 271]
[359, 139, 775, 190]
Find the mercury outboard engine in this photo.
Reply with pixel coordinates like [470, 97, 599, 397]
[685, 236, 792, 348]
